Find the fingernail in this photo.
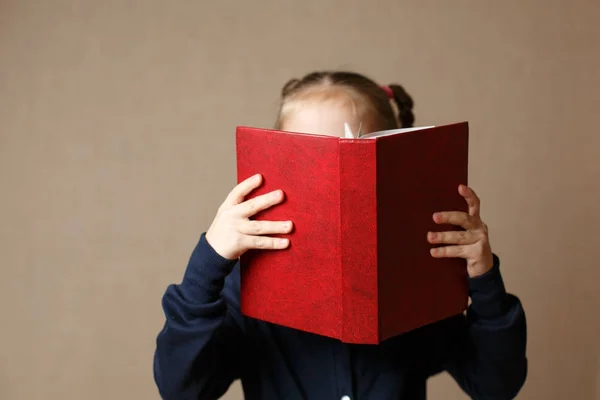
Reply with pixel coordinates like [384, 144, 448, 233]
[278, 238, 289, 247]
[254, 174, 261, 182]
[428, 232, 436, 240]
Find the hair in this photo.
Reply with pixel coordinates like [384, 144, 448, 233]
[274, 71, 415, 133]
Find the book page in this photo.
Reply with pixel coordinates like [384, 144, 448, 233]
[359, 125, 435, 139]
[344, 122, 355, 139]
[343, 122, 434, 139]
[344, 122, 364, 139]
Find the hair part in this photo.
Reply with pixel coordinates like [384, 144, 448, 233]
[275, 71, 415, 133]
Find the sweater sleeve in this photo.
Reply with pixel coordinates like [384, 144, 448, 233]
[153, 234, 247, 400]
[428, 255, 528, 399]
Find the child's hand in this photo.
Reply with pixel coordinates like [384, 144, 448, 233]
[206, 174, 293, 260]
[427, 185, 494, 278]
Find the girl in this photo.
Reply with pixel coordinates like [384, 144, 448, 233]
[153, 71, 527, 400]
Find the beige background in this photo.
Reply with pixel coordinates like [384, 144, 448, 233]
[1, 1, 599, 399]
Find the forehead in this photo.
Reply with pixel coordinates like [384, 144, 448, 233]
[282, 100, 359, 137]
[280, 86, 369, 137]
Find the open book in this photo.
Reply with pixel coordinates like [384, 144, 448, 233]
[235, 121, 470, 344]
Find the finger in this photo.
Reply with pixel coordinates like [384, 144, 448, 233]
[239, 220, 293, 236]
[242, 235, 290, 251]
[236, 190, 285, 217]
[430, 245, 467, 259]
[427, 230, 476, 245]
[433, 211, 475, 230]
[223, 174, 263, 207]
[459, 184, 480, 218]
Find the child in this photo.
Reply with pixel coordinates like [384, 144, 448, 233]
[153, 71, 527, 400]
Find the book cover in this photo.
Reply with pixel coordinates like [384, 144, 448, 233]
[235, 122, 469, 344]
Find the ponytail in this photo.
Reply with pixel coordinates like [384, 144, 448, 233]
[388, 84, 415, 128]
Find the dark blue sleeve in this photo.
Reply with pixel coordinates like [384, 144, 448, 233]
[429, 255, 528, 399]
[153, 234, 247, 400]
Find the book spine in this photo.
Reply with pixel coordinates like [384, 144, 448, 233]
[339, 140, 379, 344]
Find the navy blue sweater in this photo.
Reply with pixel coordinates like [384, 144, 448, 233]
[153, 234, 527, 400]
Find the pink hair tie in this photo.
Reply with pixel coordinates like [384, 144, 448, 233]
[381, 85, 394, 99]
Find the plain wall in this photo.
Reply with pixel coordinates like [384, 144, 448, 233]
[1, 1, 599, 399]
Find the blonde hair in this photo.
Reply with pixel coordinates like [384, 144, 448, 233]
[274, 71, 414, 133]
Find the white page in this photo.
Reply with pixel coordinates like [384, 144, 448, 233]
[359, 125, 435, 139]
[344, 122, 355, 139]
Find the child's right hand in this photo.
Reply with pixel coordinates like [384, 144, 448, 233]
[205, 174, 293, 260]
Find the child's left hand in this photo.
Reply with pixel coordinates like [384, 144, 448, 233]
[427, 185, 494, 278]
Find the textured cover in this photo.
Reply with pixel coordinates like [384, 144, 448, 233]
[236, 128, 342, 339]
[375, 123, 469, 342]
[235, 122, 469, 344]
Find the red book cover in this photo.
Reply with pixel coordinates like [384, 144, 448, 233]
[235, 122, 469, 344]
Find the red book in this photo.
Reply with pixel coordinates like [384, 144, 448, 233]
[235, 122, 469, 344]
